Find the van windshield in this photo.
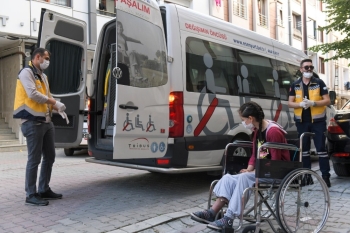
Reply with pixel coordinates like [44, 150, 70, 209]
[114, 10, 168, 88]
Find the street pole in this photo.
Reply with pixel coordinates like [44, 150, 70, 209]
[302, 0, 307, 55]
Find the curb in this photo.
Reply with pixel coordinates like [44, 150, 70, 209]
[107, 209, 197, 233]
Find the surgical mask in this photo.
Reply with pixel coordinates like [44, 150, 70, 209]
[40, 60, 50, 70]
[303, 72, 313, 79]
[242, 121, 254, 130]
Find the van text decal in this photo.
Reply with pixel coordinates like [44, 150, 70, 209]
[185, 23, 227, 40]
[116, 0, 151, 14]
[129, 138, 150, 150]
[232, 38, 280, 56]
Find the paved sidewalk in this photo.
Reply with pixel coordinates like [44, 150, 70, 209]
[1, 149, 350, 233]
[110, 166, 350, 233]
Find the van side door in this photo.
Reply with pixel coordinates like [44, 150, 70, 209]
[38, 9, 87, 148]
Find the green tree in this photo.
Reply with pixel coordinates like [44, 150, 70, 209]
[309, 0, 350, 63]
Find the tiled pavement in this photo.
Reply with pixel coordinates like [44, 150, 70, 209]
[1, 149, 350, 233]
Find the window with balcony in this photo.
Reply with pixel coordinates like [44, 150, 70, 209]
[319, 57, 325, 74]
[307, 18, 316, 39]
[232, 0, 247, 19]
[98, 0, 116, 16]
[258, 0, 267, 27]
[292, 13, 302, 39]
[41, 0, 71, 7]
[277, 9, 283, 26]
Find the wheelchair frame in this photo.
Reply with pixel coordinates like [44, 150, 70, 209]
[207, 132, 330, 233]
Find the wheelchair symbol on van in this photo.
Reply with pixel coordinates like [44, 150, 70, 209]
[146, 115, 156, 132]
[151, 142, 158, 153]
[159, 142, 165, 152]
[123, 113, 135, 131]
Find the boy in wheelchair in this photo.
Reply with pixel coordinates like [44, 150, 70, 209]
[191, 101, 290, 231]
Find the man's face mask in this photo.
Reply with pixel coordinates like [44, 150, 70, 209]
[303, 72, 313, 79]
[40, 59, 50, 70]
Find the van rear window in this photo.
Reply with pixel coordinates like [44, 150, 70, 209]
[113, 10, 168, 88]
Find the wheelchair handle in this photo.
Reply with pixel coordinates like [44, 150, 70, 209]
[223, 141, 253, 175]
[224, 141, 253, 156]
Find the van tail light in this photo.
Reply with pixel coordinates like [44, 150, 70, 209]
[333, 153, 350, 157]
[328, 118, 345, 134]
[169, 92, 184, 138]
[87, 98, 91, 134]
[156, 158, 170, 165]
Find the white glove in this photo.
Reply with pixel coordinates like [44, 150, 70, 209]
[54, 101, 66, 112]
[299, 101, 307, 108]
[58, 111, 70, 124]
[303, 97, 314, 109]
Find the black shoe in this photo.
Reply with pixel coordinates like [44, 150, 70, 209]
[25, 193, 49, 206]
[39, 188, 63, 200]
[191, 209, 215, 224]
[301, 174, 314, 187]
[322, 176, 331, 188]
[207, 216, 234, 231]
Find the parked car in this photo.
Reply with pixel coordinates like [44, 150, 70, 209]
[326, 100, 350, 176]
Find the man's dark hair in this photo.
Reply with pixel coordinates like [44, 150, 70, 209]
[31, 48, 51, 60]
[300, 59, 312, 67]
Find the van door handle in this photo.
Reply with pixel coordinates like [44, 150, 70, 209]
[119, 104, 138, 110]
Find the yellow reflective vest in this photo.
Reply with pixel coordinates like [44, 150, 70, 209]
[13, 64, 51, 121]
[292, 77, 327, 122]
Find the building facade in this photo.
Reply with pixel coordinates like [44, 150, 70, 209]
[0, 0, 349, 144]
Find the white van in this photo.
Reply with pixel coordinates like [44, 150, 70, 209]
[38, 0, 309, 173]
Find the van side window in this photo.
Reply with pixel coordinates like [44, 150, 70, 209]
[237, 51, 276, 97]
[186, 37, 299, 100]
[186, 37, 239, 95]
[45, 40, 83, 94]
[276, 61, 299, 100]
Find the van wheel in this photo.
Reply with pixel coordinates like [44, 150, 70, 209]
[333, 162, 350, 177]
[64, 148, 74, 156]
[233, 146, 249, 157]
[232, 138, 250, 157]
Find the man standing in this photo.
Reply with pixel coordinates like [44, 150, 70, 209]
[14, 48, 67, 205]
[288, 59, 331, 187]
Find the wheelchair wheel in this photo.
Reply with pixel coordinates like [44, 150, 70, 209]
[276, 168, 330, 233]
[242, 225, 263, 233]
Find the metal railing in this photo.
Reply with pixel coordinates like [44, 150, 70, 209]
[96, 9, 116, 17]
[293, 29, 302, 39]
[277, 19, 283, 27]
[232, 1, 247, 19]
[258, 13, 267, 28]
[43, 0, 71, 7]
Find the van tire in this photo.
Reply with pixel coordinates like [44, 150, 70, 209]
[64, 148, 74, 156]
[333, 162, 350, 177]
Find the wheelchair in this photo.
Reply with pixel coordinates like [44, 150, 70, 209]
[207, 132, 330, 233]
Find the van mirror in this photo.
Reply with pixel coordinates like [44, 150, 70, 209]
[329, 91, 336, 105]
